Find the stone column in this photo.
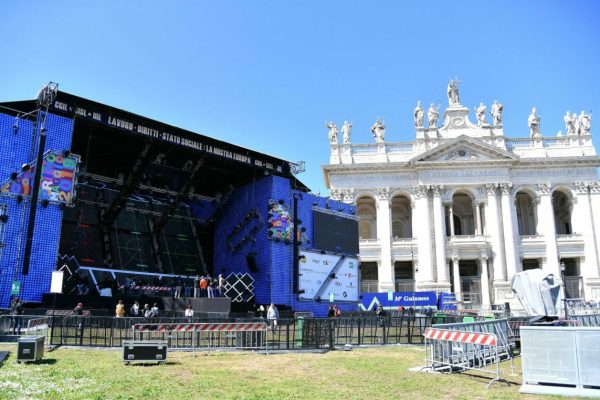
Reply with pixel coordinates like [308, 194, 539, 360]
[432, 185, 449, 283]
[537, 183, 560, 277]
[485, 184, 506, 282]
[448, 204, 455, 236]
[500, 183, 520, 280]
[475, 203, 483, 235]
[412, 185, 433, 284]
[452, 255, 462, 302]
[480, 254, 491, 309]
[376, 188, 394, 291]
[573, 183, 600, 299]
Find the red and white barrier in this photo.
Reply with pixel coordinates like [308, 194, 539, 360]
[133, 322, 268, 333]
[424, 328, 497, 346]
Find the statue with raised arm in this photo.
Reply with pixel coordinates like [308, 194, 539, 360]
[475, 102, 488, 127]
[370, 117, 385, 143]
[341, 121, 352, 143]
[447, 79, 460, 105]
[427, 103, 440, 128]
[564, 111, 575, 135]
[414, 101, 424, 128]
[528, 107, 541, 137]
[490, 100, 503, 127]
[326, 121, 338, 144]
[579, 111, 592, 135]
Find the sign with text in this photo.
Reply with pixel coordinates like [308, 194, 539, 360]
[298, 250, 359, 302]
[359, 291, 438, 311]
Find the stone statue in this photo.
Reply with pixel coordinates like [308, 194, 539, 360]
[326, 121, 338, 144]
[579, 111, 592, 135]
[475, 102, 487, 127]
[341, 121, 352, 143]
[490, 100, 503, 127]
[414, 101, 424, 128]
[447, 79, 460, 105]
[564, 111, 575, 135]
[427, 103, 440, 128]
[528, 107, 541, 137]
[573, 112, 580, 135]
[370, 117, 385, 143]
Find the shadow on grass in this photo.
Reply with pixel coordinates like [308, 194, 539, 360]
[124, 361, 181, 367]
[457, 371, 519, 386]
[34, 358, 57, 365]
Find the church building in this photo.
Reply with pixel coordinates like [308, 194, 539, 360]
[323, 81, 599, 309]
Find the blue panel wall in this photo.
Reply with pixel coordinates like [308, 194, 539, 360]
[0, 112, 73, 307]
[211, 175, 273, 305]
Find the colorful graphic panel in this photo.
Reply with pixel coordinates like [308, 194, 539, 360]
[267, 200, 294, 242]
[1, 151, 79, 205]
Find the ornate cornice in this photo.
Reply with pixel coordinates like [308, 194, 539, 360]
[412, 185, 429, 199]
[485, 183, 498, 196]
[537, 183, 551, 195]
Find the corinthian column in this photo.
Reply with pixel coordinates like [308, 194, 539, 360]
[432, 185, 449, 283]
[499, 183, 520, 280]
[485, 184, 506, 282]
[452, 255, 462, 302]
[376, 188, 394, 291]
[412, 185, 433, 283]
[537, 183, 560, 277]
[572, 183, 600, 283]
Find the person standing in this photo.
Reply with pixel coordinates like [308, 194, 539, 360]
[199, 276, 208, 298]
[218, 274, 226, 297]
[130, 300, 140, 317]
[115, 300, 125, 317]
[194, 275, 200, 298]
[10, 297, 23, 335]
[267, 303, 279, 334]
[143, 303, 152, 318]
[184, 304, 194, 322]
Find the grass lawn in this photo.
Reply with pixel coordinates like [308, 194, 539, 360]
[0, 343, 561, 400]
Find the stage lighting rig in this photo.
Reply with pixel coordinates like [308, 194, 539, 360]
[37, 82, 59, 108]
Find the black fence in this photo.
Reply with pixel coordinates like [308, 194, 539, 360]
[45, 314, 464, 350]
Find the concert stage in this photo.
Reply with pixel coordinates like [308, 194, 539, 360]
[0, 86, 358, 317]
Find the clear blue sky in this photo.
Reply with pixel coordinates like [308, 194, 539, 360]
[1, 1, 599, 195]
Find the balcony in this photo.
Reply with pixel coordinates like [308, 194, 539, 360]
[359, 239, 381, 260]
[391, 237, 417, 260]
[519, 235, 546, 258]
[361, 280, 379, 294]
[446, 235, 490, 258]
[557, 234, 585, 258]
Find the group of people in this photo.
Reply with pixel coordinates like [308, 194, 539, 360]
[192, 274, 226, 298]
[114, 300, 160, 318]
[327, 304, 341, 318]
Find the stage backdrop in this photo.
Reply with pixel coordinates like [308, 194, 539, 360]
[298, 250, 359, 302]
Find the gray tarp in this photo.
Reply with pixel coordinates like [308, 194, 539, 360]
[511, 269, 562, 316]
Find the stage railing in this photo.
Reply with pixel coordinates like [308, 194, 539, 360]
[45, 315, 454, 349]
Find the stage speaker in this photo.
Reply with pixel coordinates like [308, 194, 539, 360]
[122, 341, 168, 364]
[246, 253, 258, 272]
[17, 336, 45, 363]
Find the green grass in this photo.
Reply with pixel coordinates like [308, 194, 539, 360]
[0, 344, 562, 400]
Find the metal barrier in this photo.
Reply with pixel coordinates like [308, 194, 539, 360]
[41, 315, 450, 349]
[433, 318, 515, 359]
[26, 317, 49, 344]
[0, 315, 46, 337]
[570, 313, 600, 327]
[132, 322, 269, 354]
[423, 327, 510, 389]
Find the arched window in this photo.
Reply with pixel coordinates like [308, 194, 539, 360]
[552, 191, 572, 235]
[356, 196, 377, 240]
[390, 195, 412, 238]
[516, 191, 537, 235]
[449, 193, 475, 235]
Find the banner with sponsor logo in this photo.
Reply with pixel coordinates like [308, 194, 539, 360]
[298, 250, 359, 302]
[359, 291, 438, 311]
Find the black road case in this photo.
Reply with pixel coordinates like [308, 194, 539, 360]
[17, 336, 45, 363]
[122, 341, 168, 364]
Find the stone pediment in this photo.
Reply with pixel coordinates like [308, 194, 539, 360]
[409, 135, 518, 164]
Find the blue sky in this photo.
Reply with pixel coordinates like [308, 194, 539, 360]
[1, 1, 599, 195]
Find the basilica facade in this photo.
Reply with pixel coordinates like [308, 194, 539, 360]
[323, 84, 600, 309]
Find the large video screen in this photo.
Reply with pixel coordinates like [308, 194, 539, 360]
[313, 210, 359, 255]
[298, 250, 359, 302]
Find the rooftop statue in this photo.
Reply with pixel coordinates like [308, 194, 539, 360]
[427, 103, 440, 128]
[414, 101, 424, 128]
[371, 117, 385, 143]
[342, 120, 352, 143]
[490, 100, 503, 127]
[564, 111, 576, 135]
[447, 79, 460, 105]
[326, 121, 338, 144]
[528, 107, 541, 137]
[475, 102, 488, 127]
[579, 111, 592, 135]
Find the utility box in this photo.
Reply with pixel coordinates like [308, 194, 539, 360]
[122, 341, 168, 364]
[17, 336, 45, 363]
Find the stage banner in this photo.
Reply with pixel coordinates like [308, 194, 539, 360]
[359, 291, 438, 311]
[1, 150, 80, 205]
[298, 250, 359, 302]
[267, 200, 294, 242]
